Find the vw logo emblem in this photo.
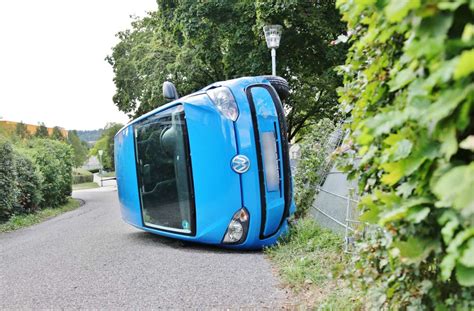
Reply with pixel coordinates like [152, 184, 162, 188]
[231, 155, 250, 174]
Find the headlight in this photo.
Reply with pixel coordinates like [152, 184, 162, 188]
[206, 87, 239, 121]
[222, 208, 249, 244]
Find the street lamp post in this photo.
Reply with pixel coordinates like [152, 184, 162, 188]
[263, 25, 283, 76]
[98, 150, 104, 187]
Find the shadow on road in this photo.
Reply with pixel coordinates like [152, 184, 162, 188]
[127, 231, 262, 255]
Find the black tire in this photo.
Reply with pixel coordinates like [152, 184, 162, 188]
[260, 75, 290, 101]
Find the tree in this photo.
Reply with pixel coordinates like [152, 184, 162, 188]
[255, 1, 347, 141]
[51, 126, 65, 141]
[15, 121, 29, 139]
[90, 123, 123, 171]
[67, 130, 89, 167]
[107, 0, 347, 140]
[35, 123, 49, 138]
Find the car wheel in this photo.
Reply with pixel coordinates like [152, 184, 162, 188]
[260, 75, 290, 101]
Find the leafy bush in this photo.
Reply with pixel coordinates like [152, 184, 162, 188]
[337, 0, 474, 309]
[0, 139, 18, 220]
[13, 152, 43, 215]
[72, 168, 94, 184]
[294, 118, 337, 217]
[28, 139, 73, 208]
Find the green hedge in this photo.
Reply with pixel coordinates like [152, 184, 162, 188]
[0, 138, 74, 221]
[28, 139, 73, 208]
[72, 168, 93, 184]
[13, 152, 42, 215]
[72, 174, 93, 184]
[337, 0, 474, 309]
[0, 139, 18, 220]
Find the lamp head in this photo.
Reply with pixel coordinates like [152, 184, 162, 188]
[263, 24, 283, 49]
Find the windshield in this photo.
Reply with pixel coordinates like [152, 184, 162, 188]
[134, 105, 194, 234]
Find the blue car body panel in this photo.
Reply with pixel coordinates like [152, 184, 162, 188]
[115, 76, 295, 249]
[115, 126, 142, 226]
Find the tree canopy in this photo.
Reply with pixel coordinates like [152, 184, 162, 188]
[67, 130, 89, 168]
[90, 123, 123, 170]
[34, 123, 49, 138]
[15, 122, 29, 139]
[51, 126, 65, 141]
[107, 0, 347, 140]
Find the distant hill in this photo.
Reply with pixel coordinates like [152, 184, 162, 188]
[0, 120, 68, 137]
[75, 129, 104, 145]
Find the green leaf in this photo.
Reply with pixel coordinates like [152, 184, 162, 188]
[438, 1, 466, 11]
[442, 219, 460, 244]
[441, 253, 457, 281]
[389, 68, 416, 92]
[454, 49, 474, 80]
[393, 237, 438, 263]
[439, 125, 458, 160]
[385, 138, 413, 161]
[432, 163, 474, 213]
[384, 0, 421, 22]
[407, 206, 430, 224]
[396, 181, 416, 198]
[380, 162, 405, 185]
[459, 135, 474, 151]
[365, 110, 409, 137]
[456, 263, 474, 286]
[460, 239, 474, 267]
[447, 228, 474, 253]
[423, 86, 474, 126]
[380, 206, 407, 225]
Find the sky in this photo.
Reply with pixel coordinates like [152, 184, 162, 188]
[0, 0, 157, 130]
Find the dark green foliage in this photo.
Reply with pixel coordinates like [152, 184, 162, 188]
[34, 123, 49, 138]
[107, 0, 346, 139]
[67, 130, 89, 167]
[15, 122, 29, 139]
[255, 1, 347, 140]
[294, 118, 336, 218]
[51, 126, 64, 141]
[0, 139, 18, 220]
[90, 123, 123, 170]
[28, 139, 73, 208]
[338, 0, 474, 308]
[13, 152, 42, 214]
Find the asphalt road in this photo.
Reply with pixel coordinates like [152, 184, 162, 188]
[0, 187, 289, 309]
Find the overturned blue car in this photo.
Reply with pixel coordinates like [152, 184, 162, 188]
[114, 76, 295, 249]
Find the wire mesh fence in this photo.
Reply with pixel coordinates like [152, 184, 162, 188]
[292, 125, 363, 253]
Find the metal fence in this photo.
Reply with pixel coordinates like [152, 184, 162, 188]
[292, 126, 362, 253]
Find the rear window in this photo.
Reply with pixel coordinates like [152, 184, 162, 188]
[134, 105, 195, 234]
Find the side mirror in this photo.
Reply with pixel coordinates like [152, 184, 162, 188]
[163, 81, 179, 101]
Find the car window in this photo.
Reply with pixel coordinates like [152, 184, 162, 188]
[134, 105, 194, 234]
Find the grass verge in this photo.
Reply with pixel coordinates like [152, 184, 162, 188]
[0, 198, 81, 233]
[72, 182, 99, 190]
[265, 217, 363, 309]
